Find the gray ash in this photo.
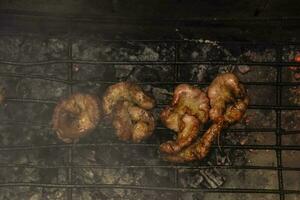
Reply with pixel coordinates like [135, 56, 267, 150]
[179, 41, 236, 82]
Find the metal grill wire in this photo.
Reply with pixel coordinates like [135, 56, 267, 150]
[0, 38, 300, 200]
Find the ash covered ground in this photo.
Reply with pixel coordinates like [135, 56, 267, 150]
[0, 35, 299, 200]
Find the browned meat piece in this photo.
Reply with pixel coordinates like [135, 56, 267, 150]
[164, 73, 249, 162]
[103, 82, 155, 116]
[52, 93, 101, 143]
[113, 101, 155, 143]
[128, 104, 156, 142]
[172, 84, 210, 122]
[112, 101, 133, 141]
[160, 106, 180, 132]
[160, 84, 210, 154]
[208, 73, 247, 122]
[164, 121, 224, 163]
[103, 82, 156, 142]
[160, 114, 200, 154]
[164, 100, 249, 163]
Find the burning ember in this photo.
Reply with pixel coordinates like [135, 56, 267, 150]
[288, 54, 300, 80]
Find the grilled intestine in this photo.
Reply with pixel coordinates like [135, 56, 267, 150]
[52, 93, 101, 143]
[103, 82, 155, 143]
[163, 73, 249, 162]
[160, 84, 210, 154]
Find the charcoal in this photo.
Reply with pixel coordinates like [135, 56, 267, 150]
[114, 65, 135, 80]
[179, 169, 204, 188]
[149, 86, 172, 102]
[218, 65, 235, 74]
[191, 51, 200, 59]
[215, 149, 232, 166]
[129, 47, 160, 61]
[191, 65, 208, 82]
[178, 163, 225, 189]
[199, 168, 225, 189]
[73, 40, 174, 61]
[179, 39, 236, 82]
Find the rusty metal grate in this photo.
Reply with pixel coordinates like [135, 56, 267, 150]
[0, 35, 300, 200]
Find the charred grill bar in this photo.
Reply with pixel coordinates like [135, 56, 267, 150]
[0, 4, 300, 200]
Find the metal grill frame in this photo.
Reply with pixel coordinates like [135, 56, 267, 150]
[0, 35, 300, 200]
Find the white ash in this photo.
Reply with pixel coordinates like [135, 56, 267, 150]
[114, 65, 135, 80]
[126, 46, 160, 61]
[115, 65, 171, 82]
[78, 191, 93, 200]
[46, 38, 66, 59]
[129, 55, 138, 60]
[29, 194, 42, 200]
[118, 48, 129, 58]
[240, 49, 276, 62]
[72, 42, 102, 60]
[0, 36, 67, 61]
[189, 40, 236, 80]
[103, 46, 112, 53]
[153, 168, 171, 177]
[218, 65, 235, 73]
[191, 65, 208, 81]
[191, 51, 199, 59]
[44, 189, 66, 200]
[133, 47, 160, 61]
[175, 29, 218, 46]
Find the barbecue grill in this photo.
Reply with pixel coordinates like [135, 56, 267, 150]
[0, 1, 300, 200]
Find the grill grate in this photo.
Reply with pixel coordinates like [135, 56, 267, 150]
[0, 37, 300, 200]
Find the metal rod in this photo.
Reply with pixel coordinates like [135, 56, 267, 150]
[1, 143, 300, 151]
[0, 182, 299, 194]
[0, 60, 300, 66]
[276, 42, 285, 200]
[1, 72, 300, 87]
[67, 39, 73, 200]
[1, 33, 300, 45]
[1, 163, 300, 171]
[5, 98, 300, 110]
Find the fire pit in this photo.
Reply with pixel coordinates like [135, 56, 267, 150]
[0, 2, 300, 200]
